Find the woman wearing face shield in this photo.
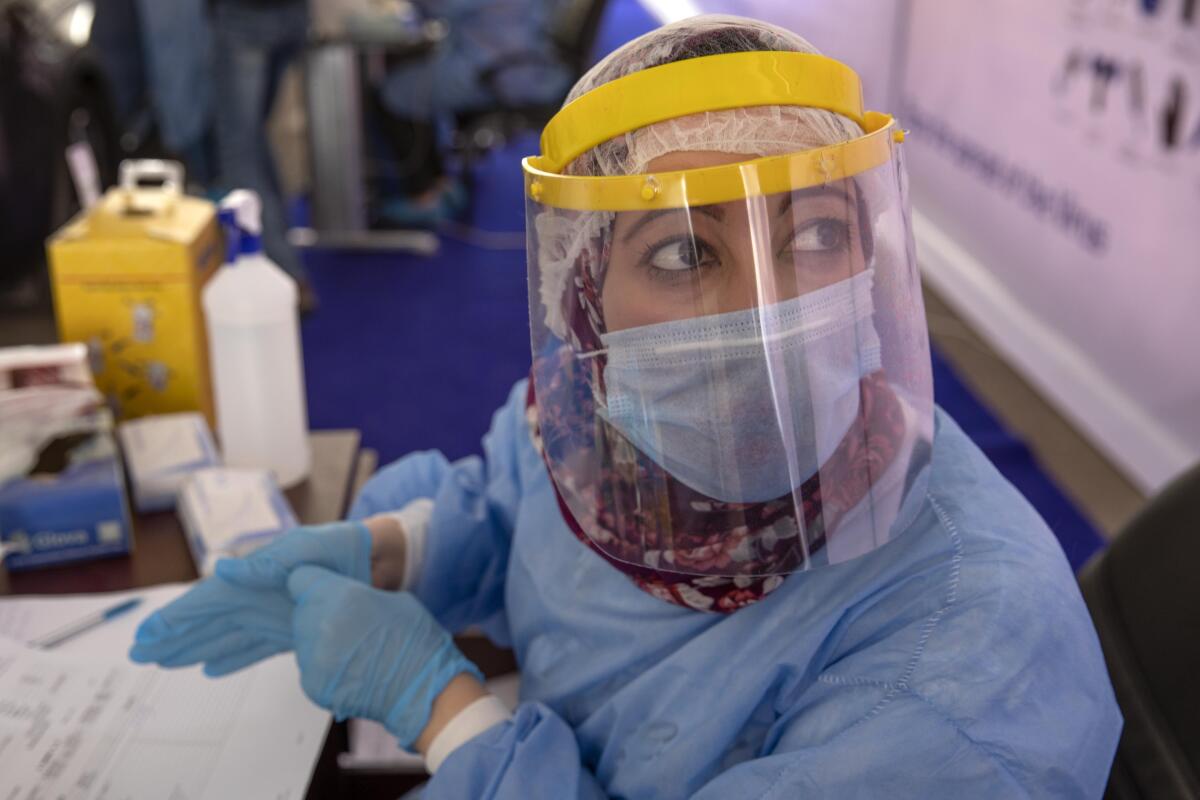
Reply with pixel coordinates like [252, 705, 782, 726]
[130, 16, 1122, 797]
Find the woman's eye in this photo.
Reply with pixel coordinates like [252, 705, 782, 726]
[790, 219, 849, 252]
[646, 238, 717, 272]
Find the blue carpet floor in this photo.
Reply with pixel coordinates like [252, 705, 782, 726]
[928, 350, 1105, 569]
[300, 0, 1104, 570]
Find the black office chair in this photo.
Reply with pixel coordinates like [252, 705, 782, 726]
[452, 0, 610, 168]
[1079, 461, 1200, 799]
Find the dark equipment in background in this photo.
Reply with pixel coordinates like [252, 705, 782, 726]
[1080, 461, 1200, 799]
[303, 0, 608, 251]
[452, 0, 610, 174]
[0, 0, 119, 304]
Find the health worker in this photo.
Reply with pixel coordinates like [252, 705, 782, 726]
[130, 15, 1122, 798]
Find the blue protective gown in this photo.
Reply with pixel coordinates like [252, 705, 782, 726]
[350, 380, 1122, 799]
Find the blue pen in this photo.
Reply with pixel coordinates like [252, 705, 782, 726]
[29, 598, 144, 650]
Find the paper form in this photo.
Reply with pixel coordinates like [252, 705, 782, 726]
[0, 585, 331, 799]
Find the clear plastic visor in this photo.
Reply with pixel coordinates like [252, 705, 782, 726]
[527, 156, 933, 578]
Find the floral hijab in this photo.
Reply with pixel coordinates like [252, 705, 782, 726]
[525, 219, 907, 613]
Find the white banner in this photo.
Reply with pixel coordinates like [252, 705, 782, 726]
[898, 0, 1200, 491]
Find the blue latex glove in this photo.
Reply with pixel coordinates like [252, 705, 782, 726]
[287, 565, 483, 749]
[129, 576, 293, 676]
[129, 522, 372, 677]
[215, 521, 373, 590]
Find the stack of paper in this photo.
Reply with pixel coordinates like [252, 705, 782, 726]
[0, 585, 330, 799]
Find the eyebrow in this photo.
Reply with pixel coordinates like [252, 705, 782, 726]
[620, 204, 726, 243]
[619, 185, 856, 244]
[777, 184, 855, 217]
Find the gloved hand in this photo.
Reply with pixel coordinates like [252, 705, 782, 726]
[215, 520, 373, 590]
[287, 565, 483, 749]
[129, 521, 373, 678]
[129, 576, 293, 676]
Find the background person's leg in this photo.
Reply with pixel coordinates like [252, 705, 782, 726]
[212, 2, 307, 283]
[89, 0, 148, 130]
[256, 23, 308, 282]
[135, 0, 213, 177]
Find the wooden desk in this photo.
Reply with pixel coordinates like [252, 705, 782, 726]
[0, 430, 368, 800]
[0, 431, 363, 596]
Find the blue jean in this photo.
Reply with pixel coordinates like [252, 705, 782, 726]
[212, 1, 308, 279]
[91, 0, 214, 180]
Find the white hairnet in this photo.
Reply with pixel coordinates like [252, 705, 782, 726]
[537, 14, 868, 339]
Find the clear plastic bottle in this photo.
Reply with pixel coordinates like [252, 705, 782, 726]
[202, 191, 310, 487]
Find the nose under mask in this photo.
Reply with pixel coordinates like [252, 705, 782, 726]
[599, 269, 883, 503]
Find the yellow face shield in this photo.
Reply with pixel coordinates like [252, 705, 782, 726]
[523, 51, 904, 211]
[523, 51, 933, 581]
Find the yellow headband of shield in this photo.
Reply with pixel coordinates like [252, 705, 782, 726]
[522, 51, 904, 212]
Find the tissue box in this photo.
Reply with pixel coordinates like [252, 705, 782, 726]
[118, 413, 220, 512]
[0, 344, 133, 571]
[178, 468, 297, 575]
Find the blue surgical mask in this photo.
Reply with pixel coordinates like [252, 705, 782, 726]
[598, 270, 882, 503]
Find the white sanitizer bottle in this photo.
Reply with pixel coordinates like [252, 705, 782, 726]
[203, 190, 311, 487]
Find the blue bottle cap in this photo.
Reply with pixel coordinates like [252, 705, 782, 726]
[218, 209, 241, 264]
